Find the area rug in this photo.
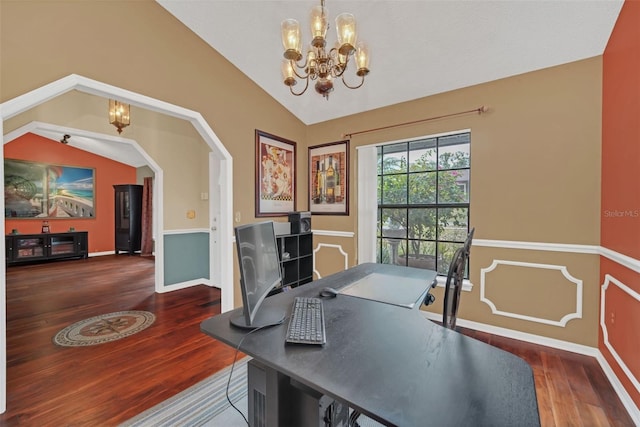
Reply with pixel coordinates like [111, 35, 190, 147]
[53, 310, 156, 347]
[120, 355, 384, 427]
[120, 356, 251, 427]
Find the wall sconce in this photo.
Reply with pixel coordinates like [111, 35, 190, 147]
[108, 100, 130, 134]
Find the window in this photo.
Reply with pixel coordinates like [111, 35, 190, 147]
[376, 132, 470, 275]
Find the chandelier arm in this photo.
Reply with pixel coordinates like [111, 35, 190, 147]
[341, 73, 366, 90]
[329, 60, 346, 79]
[289, 77, 310, 96]
[290, 58, 312, 80]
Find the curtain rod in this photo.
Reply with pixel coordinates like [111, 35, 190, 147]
[343, 106, 487, 139]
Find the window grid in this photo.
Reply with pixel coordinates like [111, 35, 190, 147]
[377, 132, 470, 276]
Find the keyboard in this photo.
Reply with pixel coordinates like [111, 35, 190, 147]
[285, 297, 326, 345]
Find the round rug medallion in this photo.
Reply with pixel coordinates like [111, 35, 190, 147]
[53, 310, 156, 347]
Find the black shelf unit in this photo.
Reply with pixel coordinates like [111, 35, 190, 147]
[114, 184, 143, 255]
[270, 232, 313, 295]
[6, 231, 88, 266]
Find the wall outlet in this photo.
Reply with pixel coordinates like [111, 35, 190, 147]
[235, 211, 241, 223]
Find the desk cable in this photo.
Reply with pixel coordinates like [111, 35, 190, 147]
[226, 320, 287, 426]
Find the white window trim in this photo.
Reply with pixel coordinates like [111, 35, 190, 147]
[357, 145, 378, 264]
[356, 130, 474, 292]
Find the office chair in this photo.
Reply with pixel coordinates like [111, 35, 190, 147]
[443, 227, 474, 328]
[423, 227, 474, 329]
[442, 246, 467, 329]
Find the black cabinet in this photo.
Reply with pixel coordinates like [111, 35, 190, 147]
[114, 184, 143, 255]
[6, 231, 88, 266]
[270, 232, 313, 295]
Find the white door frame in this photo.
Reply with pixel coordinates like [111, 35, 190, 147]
[0, 74, 235, 413]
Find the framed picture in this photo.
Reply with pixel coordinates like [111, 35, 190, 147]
[308, 140, 349, 215]
[4, 158, 95, 219]
[255, 130, 296, 217]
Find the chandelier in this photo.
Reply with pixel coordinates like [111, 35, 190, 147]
[280, 0, 370, 100]
[108, 100, 130, 134]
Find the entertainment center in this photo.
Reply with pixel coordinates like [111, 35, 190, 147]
[5, 231, 88, 266]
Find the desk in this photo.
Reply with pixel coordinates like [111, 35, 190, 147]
[201, 263, 540, 427]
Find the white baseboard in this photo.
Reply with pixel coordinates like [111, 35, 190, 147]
[594, 352, 640, 426]
[158, 278, 214, 293]
[420, 311, 640, 424]
[88, 251, 116, 257]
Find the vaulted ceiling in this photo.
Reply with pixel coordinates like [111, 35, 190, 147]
[157, 0, 624, 125]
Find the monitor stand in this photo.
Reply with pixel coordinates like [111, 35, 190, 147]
[229, 308, 286, 330]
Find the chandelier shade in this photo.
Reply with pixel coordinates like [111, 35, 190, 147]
[280, 0, 370, 99]
[108, 100, 130, 134]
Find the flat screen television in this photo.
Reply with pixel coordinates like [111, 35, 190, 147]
[230, 221, 286, 329]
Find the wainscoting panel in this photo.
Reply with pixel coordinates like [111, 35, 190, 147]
[163, 231, 210, 286]
[480, 259, 583, 327]
[313, 243, 348, 279]
[600, 274, 640, 396]
[311, 229, 354, 279]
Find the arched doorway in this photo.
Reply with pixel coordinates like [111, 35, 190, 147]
[0, 74, 234, 413]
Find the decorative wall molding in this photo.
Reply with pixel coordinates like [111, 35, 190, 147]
[600, 247, 640, 275]
[473, 239, 640, 274]
[419, 312, 640, 425]
[313, 243, 349, 279]
[311, 229, 355, 238]
[600, 274, 640, 395]
[473, 238, 600, 254]
[480, 259, 583, 327]
[163, 228, 210, 235]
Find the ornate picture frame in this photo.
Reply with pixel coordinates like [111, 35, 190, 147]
[255, 130, 296, 217]
[308, 140, 349, 215]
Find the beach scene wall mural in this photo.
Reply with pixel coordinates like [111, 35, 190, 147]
[4, 159, 95, 219]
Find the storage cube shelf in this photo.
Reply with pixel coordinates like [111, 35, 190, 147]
[270, 232, 313, 296]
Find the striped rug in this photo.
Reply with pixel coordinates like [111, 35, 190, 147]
[120, 357, 250, 427]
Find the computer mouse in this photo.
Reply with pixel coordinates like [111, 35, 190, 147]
[319, 287, 339, 298]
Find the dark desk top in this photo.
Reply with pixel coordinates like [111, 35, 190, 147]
[201, 263, 540, 427]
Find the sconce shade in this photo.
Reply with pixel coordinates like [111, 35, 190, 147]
[109, 100, 130, 134]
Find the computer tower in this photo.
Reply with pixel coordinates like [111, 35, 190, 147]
[248, 359, 348, 427]
[288, 211, 311, 234]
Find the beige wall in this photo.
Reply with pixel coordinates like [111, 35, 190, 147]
[1, 0, 306, 306]
[308, 58, 602, 346]
[0, 0, 307, 229]
[3, 91, 212, 230]
[2, 0, 602, 345]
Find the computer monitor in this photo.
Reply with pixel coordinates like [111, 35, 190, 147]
[230, 221, 286, 329]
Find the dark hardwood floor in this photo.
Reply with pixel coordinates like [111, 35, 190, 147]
[0, 256, 634, 426]
[1, 255, 237, 426]
[460, 328, 634, 427]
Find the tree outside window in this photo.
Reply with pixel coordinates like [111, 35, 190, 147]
[376, 133, 470, 275]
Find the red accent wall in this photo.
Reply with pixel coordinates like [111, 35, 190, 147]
[4, 133, 136, 253]
[601, 0, 640, 409]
